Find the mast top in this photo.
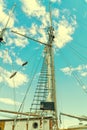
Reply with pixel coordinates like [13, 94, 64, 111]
[47, 1, 55, 46]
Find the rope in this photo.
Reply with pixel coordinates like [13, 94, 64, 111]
[59, 48, 87, 94]
[68, 44, 87, 62]
[12, 46, 44, 127]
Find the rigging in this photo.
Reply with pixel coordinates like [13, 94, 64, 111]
[59, 48, 87, 94]
[0, 3, 16, 44]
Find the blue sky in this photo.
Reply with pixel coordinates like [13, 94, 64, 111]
[0, 0, 87, 128]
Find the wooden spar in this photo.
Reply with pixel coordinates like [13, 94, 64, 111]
[11, 30, 52, 47]
[0, 109, 39, 117]
[60, 112, 87, 121]
[11, 30, 47, 45]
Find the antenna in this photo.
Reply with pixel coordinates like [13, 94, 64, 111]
[47, 1, 55, 45]
[49, 1, 52, 27]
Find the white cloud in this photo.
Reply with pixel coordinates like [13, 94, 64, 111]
[51, 0, 61, 3]
[21, 0, 46, 18]
[85, 0, 87, 3]
[3, 50, 12, 64]
[53, 8, 60, 18]
[0, 67, 28, 88]
[54, 17, 77, 48]
[61, 65, 87, 77]
[0, 2, 15, 28]
[0, 2, 7, 27]
[7, 71, 28, 88]
[29, 23, 38, 35]
[0, 2, 29, 49]
[0, 50, 12, 64]
[20, 0, 77, 49]
[0, 98, 20, 105]
[28, 22, 48, 43]
[37, 26, 47, 43]
[41, 12, 51, 27]
[10, 27, 29, 47]
[0, 51, 2, 57]
[81, 72, 87, 77]
[13, 37, 28, 47]
[61, 67, 72, 75]
[16, 58, 24, 66]
[21, 3, 75, 48]
[82, 85, 87, 90]
[58, 0, 61, 3]
[51, 0, 57, 2]
[0, 76, 3, 82]
[0, 2, 17, 52]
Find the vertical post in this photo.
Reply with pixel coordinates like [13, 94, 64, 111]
[26, 123, 28, 130]
[12, 124, 15, 130]
[46, 24, 58, 130]
[51, 46, 59, 130]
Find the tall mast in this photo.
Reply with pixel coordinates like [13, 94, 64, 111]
[29, 25, 58, 129]
[45, 23, 58, 130]
[11, 2, 58, 130]
[46, 2, 58, 129]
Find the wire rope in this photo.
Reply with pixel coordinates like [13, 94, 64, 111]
[12, 46, 44, 127]
[58, 48, 87, 94]
[68, 44, 87, 62]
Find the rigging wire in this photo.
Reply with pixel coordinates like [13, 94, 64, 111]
[29, 50, 49, 114]
[20, 48, 43, 112]
[14, 57, 43, 126]
[1, 0, 87, 124]
[9, 44, 43, 114]
[12, 46, 44, 127]
[68, 44, 87, 63]
[0, 15, 8, 27]
[0, 3, 16, 45]
[11, 56, 17, 111]
[70, 41, 87, 49]
[55, 3, 87, 27]
[58, 48, 87, 94]
[0, 6, 14, 26]
[9, 45, 43, 79]
[4, 3, 16, 29]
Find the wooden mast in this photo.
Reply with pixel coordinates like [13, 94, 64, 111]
[9, 2, 58, 130]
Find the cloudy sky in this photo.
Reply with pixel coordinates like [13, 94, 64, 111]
[0, 0, 87, 128]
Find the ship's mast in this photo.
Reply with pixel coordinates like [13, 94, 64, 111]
[45, 2, 58, 129]
[11, 3, 58, 130]
[45, 25, 58, 130]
